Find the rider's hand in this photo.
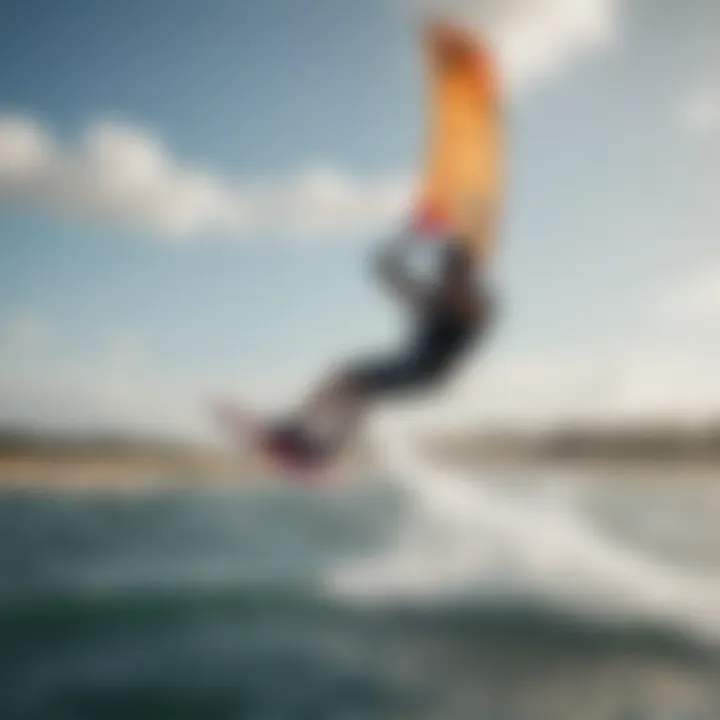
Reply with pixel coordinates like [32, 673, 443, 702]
[375, 245, 400, 278]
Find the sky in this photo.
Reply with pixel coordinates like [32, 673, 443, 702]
[1, 0, 720, 439]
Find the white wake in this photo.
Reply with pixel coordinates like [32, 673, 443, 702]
[328, 417, 720, 643]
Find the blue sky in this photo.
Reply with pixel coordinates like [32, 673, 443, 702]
[1, 0, 720, 436]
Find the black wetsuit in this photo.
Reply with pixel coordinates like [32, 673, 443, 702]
[349, 291, 491, 397]
[269, 289, 494, 465]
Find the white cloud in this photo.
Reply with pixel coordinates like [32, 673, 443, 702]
[677, 87, 720, 137]
[62, 121, 245, 237]
[408, 0, 619, 93]
[243, 166, 412, 239]
[0, 115, 411, 241]
[0, 330, 204, 440]
[0, 117, 53, 187]
[664, 261, 720, 322]
[382, 344, 720, 438]
[0, 309, 53, 359]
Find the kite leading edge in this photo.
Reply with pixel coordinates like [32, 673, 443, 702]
[414, 20, 504, 264]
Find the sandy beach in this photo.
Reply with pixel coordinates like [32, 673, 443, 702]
[1, 450, 718, 491]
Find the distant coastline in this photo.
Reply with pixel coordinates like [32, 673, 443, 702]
[0, 429, 257, 490]
[427, 421, 720, 464]
[1, 423, 720, 490]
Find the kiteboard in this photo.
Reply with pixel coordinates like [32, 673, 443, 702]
[213, 401, 335, 484]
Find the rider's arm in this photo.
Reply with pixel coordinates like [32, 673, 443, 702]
[375, 246, 436, 312]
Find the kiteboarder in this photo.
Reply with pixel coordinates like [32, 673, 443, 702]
[215, 21, 503, 476]
[259, 233, 495, 467]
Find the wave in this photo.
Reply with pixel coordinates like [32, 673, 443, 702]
[1, 580, 717, 665]
[4, 582, 717, 720]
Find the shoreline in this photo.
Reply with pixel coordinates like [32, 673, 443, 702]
[0, 452, 718, 491]
[0, 453, 258, 491]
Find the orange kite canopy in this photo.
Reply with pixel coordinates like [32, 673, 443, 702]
[414, 21, 504, 262]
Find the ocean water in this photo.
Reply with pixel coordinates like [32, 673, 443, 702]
[2, 432, 720, 719]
